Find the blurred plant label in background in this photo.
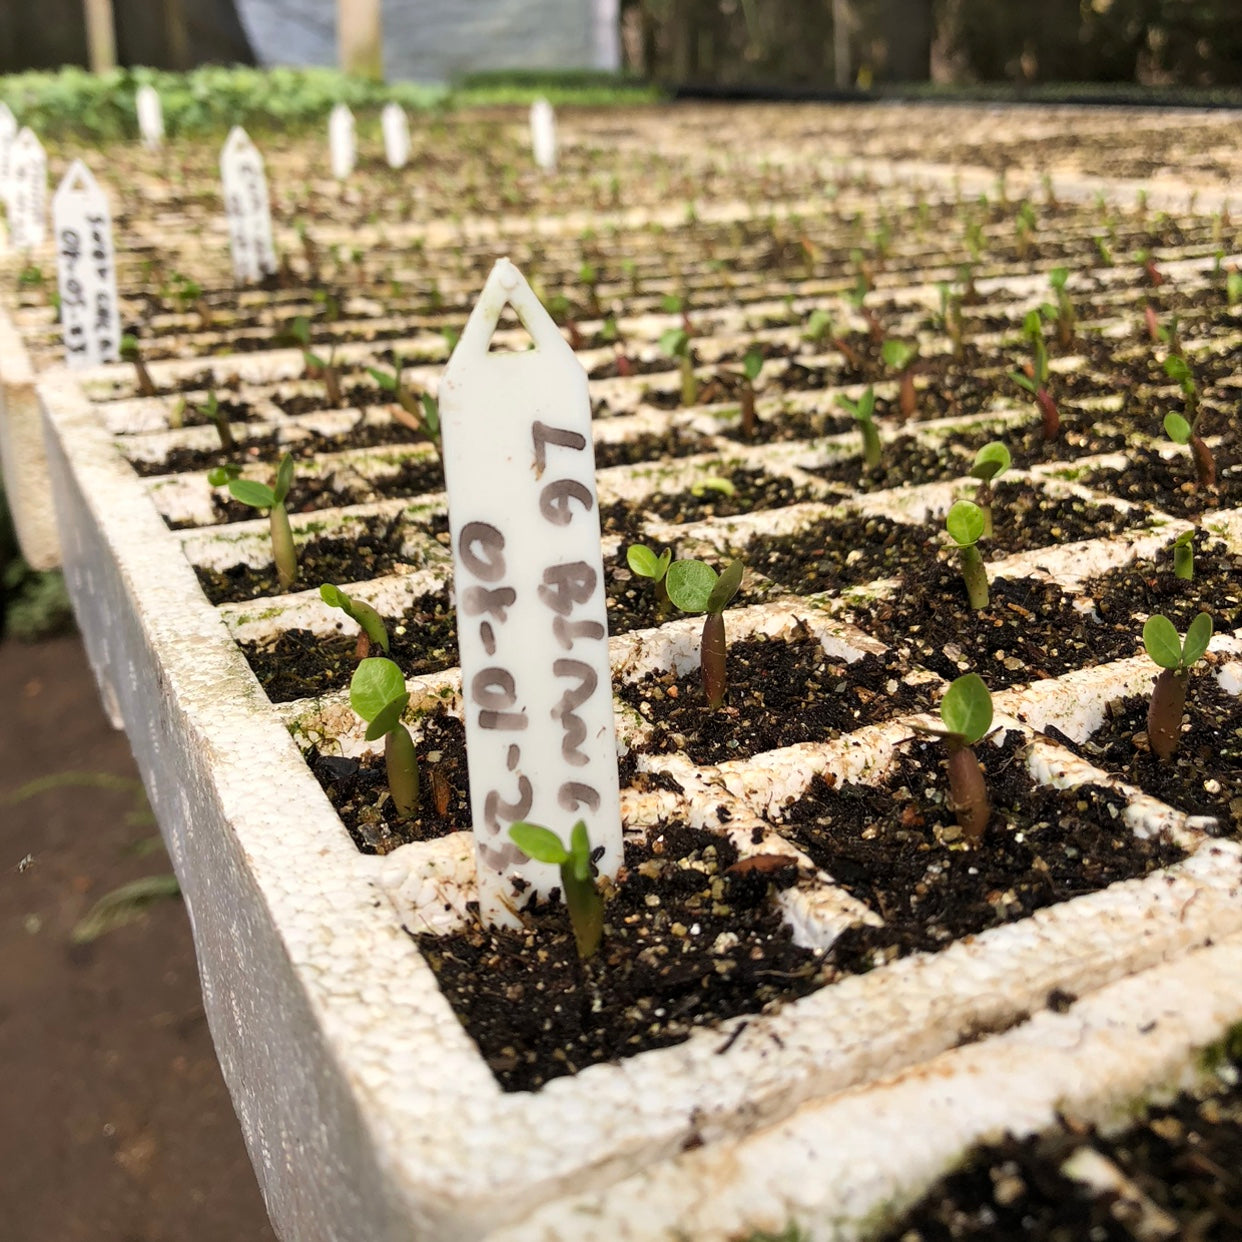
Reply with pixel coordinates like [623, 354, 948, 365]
[53, 161, 120, 368]
[438, 259, 621, 926]
[0, 104, 15, 210]
[136, 85, 164, 151]
[530, 98, 557, 171]
[220, 127, 276, 284]
[382, 102, 410, 169]
[329, 103, 356, 180]
[8, 128, 47, 252]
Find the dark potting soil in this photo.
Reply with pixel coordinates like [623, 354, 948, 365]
[620, 634, 928, 765]
[593, 427, 715, 470]
[240, 590, 458, 704]
[876, 1034, 1242, 1241]
[779, 731, 1185, 976]
[416, 822, 822, 1092]
[1080, 442, 1242, 520]
[804, 435, 966, 493]
[851, 564, 1138, 689]
[194, 514, 424, 605]
[1045, 677, 1242, 831]
[604, 466, 816, 529]
[982, 479, 1145, 556]
[718, 402, 854, 445]
[307, 709, 470, 853]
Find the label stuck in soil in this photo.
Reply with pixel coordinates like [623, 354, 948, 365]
[439, 258, 621, 925]
[52, 161, 120, 368]
[329, 103, 356, 181]
[530, 98, 557, 171]
[7, 127, 47, 252]
[220, 127, 277, 284]
[136, 85, 164, 151]
[0, 104, 15, 210]
[381, 102, 410, 169]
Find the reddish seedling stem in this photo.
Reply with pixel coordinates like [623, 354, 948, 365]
[947, 742, 990, 844]
[833, 336, 864, 371]
[1036, 387, 1060, 441]
[899, 370, 916, 421]
[701, 611, 727, 709]
[1148, 668, 1188, 762]
[740, 383, 756, 439]
[1144, 303, 1160, 343]
[1190, 434, 1217, 489]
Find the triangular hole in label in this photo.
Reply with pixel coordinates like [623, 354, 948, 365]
[486, 304, 538, 354]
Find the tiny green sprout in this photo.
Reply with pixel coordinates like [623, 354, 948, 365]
[881, 339, 919, 420]
[350, 657, 419, 817]
[1008, 310, 1059, 441]
[836, 386, 881, 471]
[659, 325, 698, 407]
[321, 583, 389, 659]
[626, 543, 672, 607]
[508, 819, 604, 959]
[289, 314, 342, 407]
[690, 475, 737, 499]
[1227, 269, 1242, 307]
[120, 333, 156, 398]
[728, 343, 765, 439]
[936, 672, 993, 844]
[803, 308, 832, 346]
[1048, 266, 1076, 349]
[1171, 529, 1195, 581]
[665, 558, 745, 710]
[946, 500, 989, 610]
[1142, 612, 1213, 761]
[1162, 401, 1214, 491]
[197, 390, 234, 451]
[210, 453, 298, 589]
[366, 359, 443, 462]
[968, 441, 1011, 538]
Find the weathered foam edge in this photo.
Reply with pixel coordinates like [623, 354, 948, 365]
[491, 930, 1242, 1242]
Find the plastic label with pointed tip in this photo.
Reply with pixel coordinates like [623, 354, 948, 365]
[0, 104, 15, 209]
[52, 161, 119, 368]
[530, 98, 557, 171]
[136, 85, 164, 151]
[381, 102, 410, 170]
[220, 127, 277, 284]
[329, 104, 355, 181]
[439, 259, 620, 926]
[8, 128, 46, 252]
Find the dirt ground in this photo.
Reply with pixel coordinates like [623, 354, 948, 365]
[0, 632, 275, 1242]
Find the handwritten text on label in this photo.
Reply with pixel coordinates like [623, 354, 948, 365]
[53, 161, 120, 368]
[220, 127, 277, 283]
[8, 128, 47, 252]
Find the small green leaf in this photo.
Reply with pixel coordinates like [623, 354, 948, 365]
[1022, 309, 1043, 339]
[706, 558, 744, 614]
[660, 294, 683, 314]
[1163, 412, 1192, 444]
[364, 695, 409, 742]
[804, 308, 831, 340]
[881, 339, 915, 371]
[1009, 371, 1037, 395]
[939, 673, 993, 745]
[207, 464, 241, 487]
[1049, 266, 1068, 291]
[569, 819, 592, 882]
[509, 822, 570, 866]
[350, 657, 408, 723]
[320, 583, 345, 607]
[627, 545, 670, 581]
[1163, 354, 1191, 385]
[1182, 611, 1213, 668]
[1143, 614, 1183, 670]
[969, 442, 1010, 482]
[1172, 530, 1194, 549]
[742, 345, 763, 381]
[665, 559, 718, 614]
[690, 476, 737, 499]
[420, 394, 440, 436]
[367, 366, 398, 391]
[227, 479, 277, 509]
[856, 386, 876, 421]
[272, 453, 295, 506]
[946, 500, 985, 547]
[659, 327, 688, 358]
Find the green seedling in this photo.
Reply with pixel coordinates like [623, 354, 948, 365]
[803, 308, 833, 346]
[881, 338, 919, 421]
[734, 344, 764, 439]
[1227, 269, 1242, 307]
[690, 476, 737, 499]
[120, 333, 156, 398]
[1009, 309, 1059, 441]
[288, 315, 343, 407]
[664, 558, 745, 710]
[350, 657, 419, 817]
[196, 390, 234, 451]
[836, 386, 881, 470]
[932, 672, 994, 845]
[938, 282, 966, 359]
[1014, 200, 1036, 260]
[626, 543, 672, 608]
[1142, 612, 1213, 762]
[367, 359, 443, 462]
[1163, 409, 1215, 491]
[659, 324, 698, 407]
[1047, 267, 1076, 349]
[508, 820, 604, 960]
[968, 442, 1010, 538]
[207, 453, 297, 589]
[1171, 530, 1195, 581]
[321, 583, 389, 660]
[946, 500, 989, 610]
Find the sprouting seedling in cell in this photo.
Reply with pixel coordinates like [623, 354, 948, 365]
[321, 583, 389, 661]
[207, 453, 297, 589]
[1226, 268, 1242, 307]
[1008, 309, 1059, 442]
[946, 499, 989, 610]
[847, 269, 885, 343]
[658, 322, 698, 408]
[664, 557, 745, 710]
[921, 672, 994, 845]
[1170, 529, 1195, 581]
[836, 386, 881, 471]
[507, 820, 604, 960]
[350, 657, 419, 818]
[1138, 248, 1164, 287]
[1163, 407, 1215, 492]
[803, 307, 832, 347]
[938, 281, 966, 359]
[367, 357, 443, 463]
[732, 344, 764, 439]
[1142, 612, 1213, 762]
[1014, 200, 1037, 260]
[881, 338, 919, 421]
[120, 333, 157, 398]
[626, 544, 672, 610]
[288, 315, 342, 407]
[968, 441, 1010, 538]
[1047, 266, 1076, 349]
[196, 390, 234, 451]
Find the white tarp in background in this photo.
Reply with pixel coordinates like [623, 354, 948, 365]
[235, 0, 619, 81]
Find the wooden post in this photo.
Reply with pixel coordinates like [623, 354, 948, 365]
[338, 0, 383, 80]
[83, 0, 117, 73]
[832, 0, 851, 88]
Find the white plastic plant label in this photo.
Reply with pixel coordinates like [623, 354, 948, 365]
[136, 85, 164, 150]
[439, 258, 621, 926]
[8, 128, 47, 252]
[52, 161, 120, 368]
[0, 103, 16, 210]
[530, 97, 557, 171]
[220, 127, 277, 284]
[381, 102, 410, 169]
[329, 103, 355, 180]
